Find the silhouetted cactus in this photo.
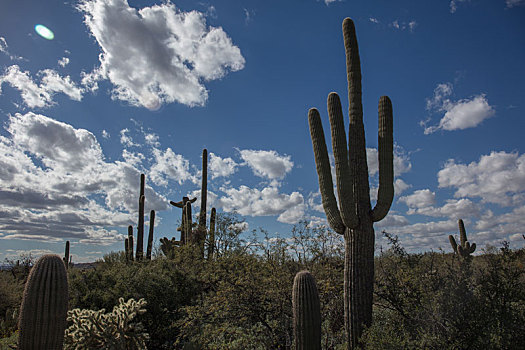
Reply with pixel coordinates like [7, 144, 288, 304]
[146, 210, 155, 260]
[196, 148, 208, 255]
[449, 219, 476, 258]
[128, 225, 134, 261]
[207, 207, 216, 259]
[293, 271, 321, 350]
[125, 238, 130, 260]
[64, 240, 70, 269]
[170, 196, 197, 245]
[308, 18, 394, 348]
[159, 237, 180, 258]
[18, 254, 69, 350]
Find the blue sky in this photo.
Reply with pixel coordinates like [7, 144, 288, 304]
[0, 0, 524, 262]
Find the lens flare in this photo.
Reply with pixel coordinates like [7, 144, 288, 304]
[35, 24, 54, 40]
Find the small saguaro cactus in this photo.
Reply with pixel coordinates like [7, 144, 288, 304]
[146, 210, 155, 260]
[292, 271, 321, 350]
[64, 240, 70, 269]
[207, 207, 216, 259]
[18, 254, 69, 350]
[308, 18, 394, 349]
[127, 225, 134, 261]
[449, 219, 476, 258]
[159, 237, 179, 258]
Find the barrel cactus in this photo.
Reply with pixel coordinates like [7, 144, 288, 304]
[308, 18, 394, 348]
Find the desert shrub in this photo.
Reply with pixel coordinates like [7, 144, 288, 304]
[64, 297, 148, 349]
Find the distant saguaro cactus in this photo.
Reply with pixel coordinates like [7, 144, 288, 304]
[292, 271, 321, 350]
[127, 225, 134, 261]
[196, 148, 208, 255]
[207, 207, 216, 259]
[146, 210, 155, 260]
[170, 196, 197, 245]
[136, 174, 145, 260]
[64, 240, 70, 269]
[18, 254, 69, 350]
[308, 18, 394, 348]
[449, 219, 476, 258]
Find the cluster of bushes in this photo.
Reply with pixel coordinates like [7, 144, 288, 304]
[1, 215, 524, 349]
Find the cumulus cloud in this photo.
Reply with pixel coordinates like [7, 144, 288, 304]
[239, 149, 293, 180]
[77, 0, 245, 110]
[506, 0, 525, 7]
[423, 82, 495, 134]
[391, 20, 417, 31]
[58, 57, 70, 67]
[0, 112, 168, 244]
[0, 37, 23, 61]
[449, 0, 469, 13]
[209, 152, 238, 179]
[0, 65, 83, 108]
[438, 151, 525, 206]
[369, 17, 379, 24]
[216, 185, 305, 224]
[399, 189, 436, 209]
[149, 147, 196, 186]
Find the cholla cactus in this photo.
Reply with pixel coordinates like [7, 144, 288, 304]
[64, 298, 149, 350]
[293, 271, 321, 350]
[449, 219, 476, 258]
[18, 254, 69, 350]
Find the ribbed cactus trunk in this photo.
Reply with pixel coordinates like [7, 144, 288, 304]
[128, 225, 134, 261]
[308, 18, 394, 349]
[136, 174, 145, 260]
[208, 207, 216, 260]
[18, 254, 69, 350]
[293, 271, 321, 350]
[449, 219, 476, 258]
[184, 200, 193, 244]
[146, 210, 155, 260]
[197, 149, 208, 256]
[125, 238, 129, 260]
[63, 240, 70, 269]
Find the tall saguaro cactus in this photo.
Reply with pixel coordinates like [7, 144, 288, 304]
[207, 207, 216, 259]
[449, 219, 476, 258]
[63, 240, 70, 269]
[308, 18, 394, 349]
[127, 225, 134, 261]
[196, 149, 208, 254]
[136, 174, 145, 260]
[292, 271, 321, 350]
[18, 254, 69, 350]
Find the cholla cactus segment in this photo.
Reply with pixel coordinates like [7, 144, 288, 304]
[450, 219, 476, 258]
[64, 297, 149, 350]
[293, 271, 321, 350]
[18, 254, 69, 350]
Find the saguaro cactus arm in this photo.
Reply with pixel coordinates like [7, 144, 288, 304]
[371, 96, 394, 222]
[308, 108, 345, 235]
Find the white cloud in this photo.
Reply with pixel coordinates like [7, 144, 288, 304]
[0, 37, 23, 61]
[0, 65, 83, 108]
[149, 147, 195, 186]
[367, 146, 412, 177]
[407, 198, 481, 218]
[101, 130, 110, 139]
[438, 151, 525, 206]
[77, 0, 245, 110]
[506, 0, 525, 7]
[399, 189, 436, 209]
[119, 128, 135, 147]
[58, 57, 70, 67]
[424, 82, 495, 134]
[390, 20, 417, 31]
[209, 152, 238, 179]
[394, 178, 411, 195]
[323, 0, 341, 5]
[449, 0, 469, 13]
[369, 17, 379, 24]
[144, 132, 160, 147]
[0, 112, 168, 244]
[239, 149, 293, 180]
[217, 185, 305, 224]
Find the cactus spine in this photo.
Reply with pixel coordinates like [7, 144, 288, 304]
[146, 210, 155, 260]
[292, 271, 321, 350]
[449, 219, 476, 258]
[308, 18, 394, 349]
[18, 254, 69, 350]
[127, 225, 134, 261]
[136, 174, 145, 260]
[208, 207, 216, 259]
[63, 240, 70, 269]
